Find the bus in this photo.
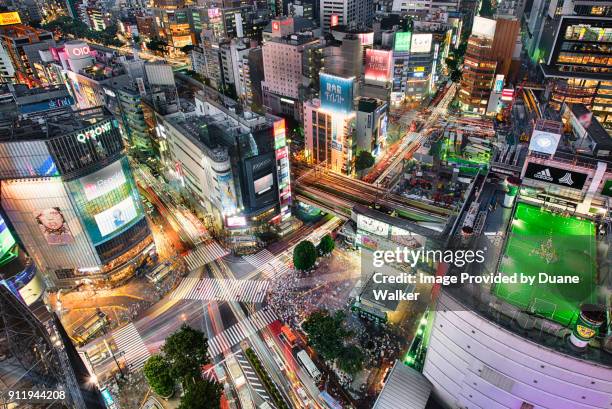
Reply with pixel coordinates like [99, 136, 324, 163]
[296, 350, 321, 382]
[72, 310, 108, 345]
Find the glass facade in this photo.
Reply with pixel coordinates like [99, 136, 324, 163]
[67, 157, 145, 247]
[46, 118, 124, 178]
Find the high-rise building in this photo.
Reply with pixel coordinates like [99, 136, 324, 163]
[0, 18, 55, 86]
[262, 31, 320, 118]
[158, 92, 291, 249]
[540, 15, 612, 129]
[319, 0, 375, 32]
[0, 107, 154, 287]
[355, 97, 388, 156]
[458, 17, 498, 114]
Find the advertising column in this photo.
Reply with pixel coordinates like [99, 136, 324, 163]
[274, 119, 291, 221]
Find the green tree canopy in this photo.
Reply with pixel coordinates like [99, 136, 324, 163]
[143, 355, 174, 397]
[337, 345, 364, 375]
[178, 378, 223, 409]
[162, 324, 210, 382]
[293, 240, 317, 271]
[317, 234, 335, 256]
[147, 37, 169, 54]
[302, 310, 349, 361]
[42, 17, 123, 47]
[355, 150, 375, 171]
[180, 44, 194, 54]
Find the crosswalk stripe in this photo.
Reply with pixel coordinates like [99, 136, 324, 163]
[184, 242, 230, 271]
[208, 309, 278, 357]
[170, 278, 269, 302]
[112, 323, 150, 372]
[243, 249, 292, 280]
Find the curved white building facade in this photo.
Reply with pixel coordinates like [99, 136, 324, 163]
[424, 291, 612, 409]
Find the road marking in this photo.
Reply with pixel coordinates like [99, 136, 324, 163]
[208, 308, 278, 357]
[112, 323, 150, 372]
[243, 250, 292, 279]
[234, 350, 273, 402]
[184, 242, 229, 271]
[171, 278, 270, 303]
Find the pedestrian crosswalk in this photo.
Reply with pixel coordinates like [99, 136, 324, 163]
[184, 241, 229, 271]
[112, 323, 150, 372]
[170, 278, 270, 303]
[208, 308, 278, 357]
[243, 249, 292, 279]
[235, 350, 272, 401]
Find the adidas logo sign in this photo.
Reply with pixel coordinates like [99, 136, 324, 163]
[558, 172, 574, 186]
[533, 168, 553, 181]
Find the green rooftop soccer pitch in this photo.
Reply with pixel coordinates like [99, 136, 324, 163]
[493, 202, 597, 326]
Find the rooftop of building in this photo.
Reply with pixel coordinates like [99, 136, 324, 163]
[357, 97, 386, 112]
[265, 31, 319, 46]
[263, 16, 316, 34]
[372, 360, 432, 409]
[569, 104, 612, 152]
[0, 106, 113, 142]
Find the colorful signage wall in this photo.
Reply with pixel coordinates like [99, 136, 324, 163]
[68, 157, 144, 245]
[320, 74, 354, 114]
[524, 162, 588, 190]
[274, 119, 291, 221]
[19, 96, 75, 114]
[365, 49, 392, 83]
[0, 215, 17, 266]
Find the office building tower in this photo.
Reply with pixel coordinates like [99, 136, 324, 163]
[319, 0, 375, 32]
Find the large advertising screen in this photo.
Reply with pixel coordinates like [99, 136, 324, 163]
[524, 162, 588, 190]
[68, 157, 144, 245]
[94, 196, 139, 237]
[365, 49, 392, 82]
[254, 173, 274, 195]
[410, 33, 432, 53]
[394, 32, 411, 52]
[34, 207, 74, 245]
[0, 215, 16, 265]
[320, 73, 354, 114]
[601, 180, 612, 197]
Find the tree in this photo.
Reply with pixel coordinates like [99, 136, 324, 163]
[480, 0, 494, 17]
[293, 240, 317, 271]
[355, 150, 375, 172]
[317, 234, 335, 256]
[337, 345, 364, 375]
[162, 324, 210, 382]
[178, 378, 222, 409]
[180, 44, 194, 54]
[302, 310, 349, 361]
[143, 355, 174, 397]
[147, 37, 168, 55]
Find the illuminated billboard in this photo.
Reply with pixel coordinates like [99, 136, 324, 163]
[218, 173, 237, 215]
[394, 32, 411, 52]
[410, 34, 432, 53]
[34, 207, 74, 245]
[94, 197, 139, 237]
[254, 174, 274, 195]
[529, 130, 561, 155]
[0, 12, 21, 26]
[365, 49, 392, 82]
[359, 32, 374, 46]
[357, 214, 389, 237]
[0, 215, 16, 266]
[494, 74, 504, 93]
[320, 73, 354, 114]
[68, 157, 144, 245]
